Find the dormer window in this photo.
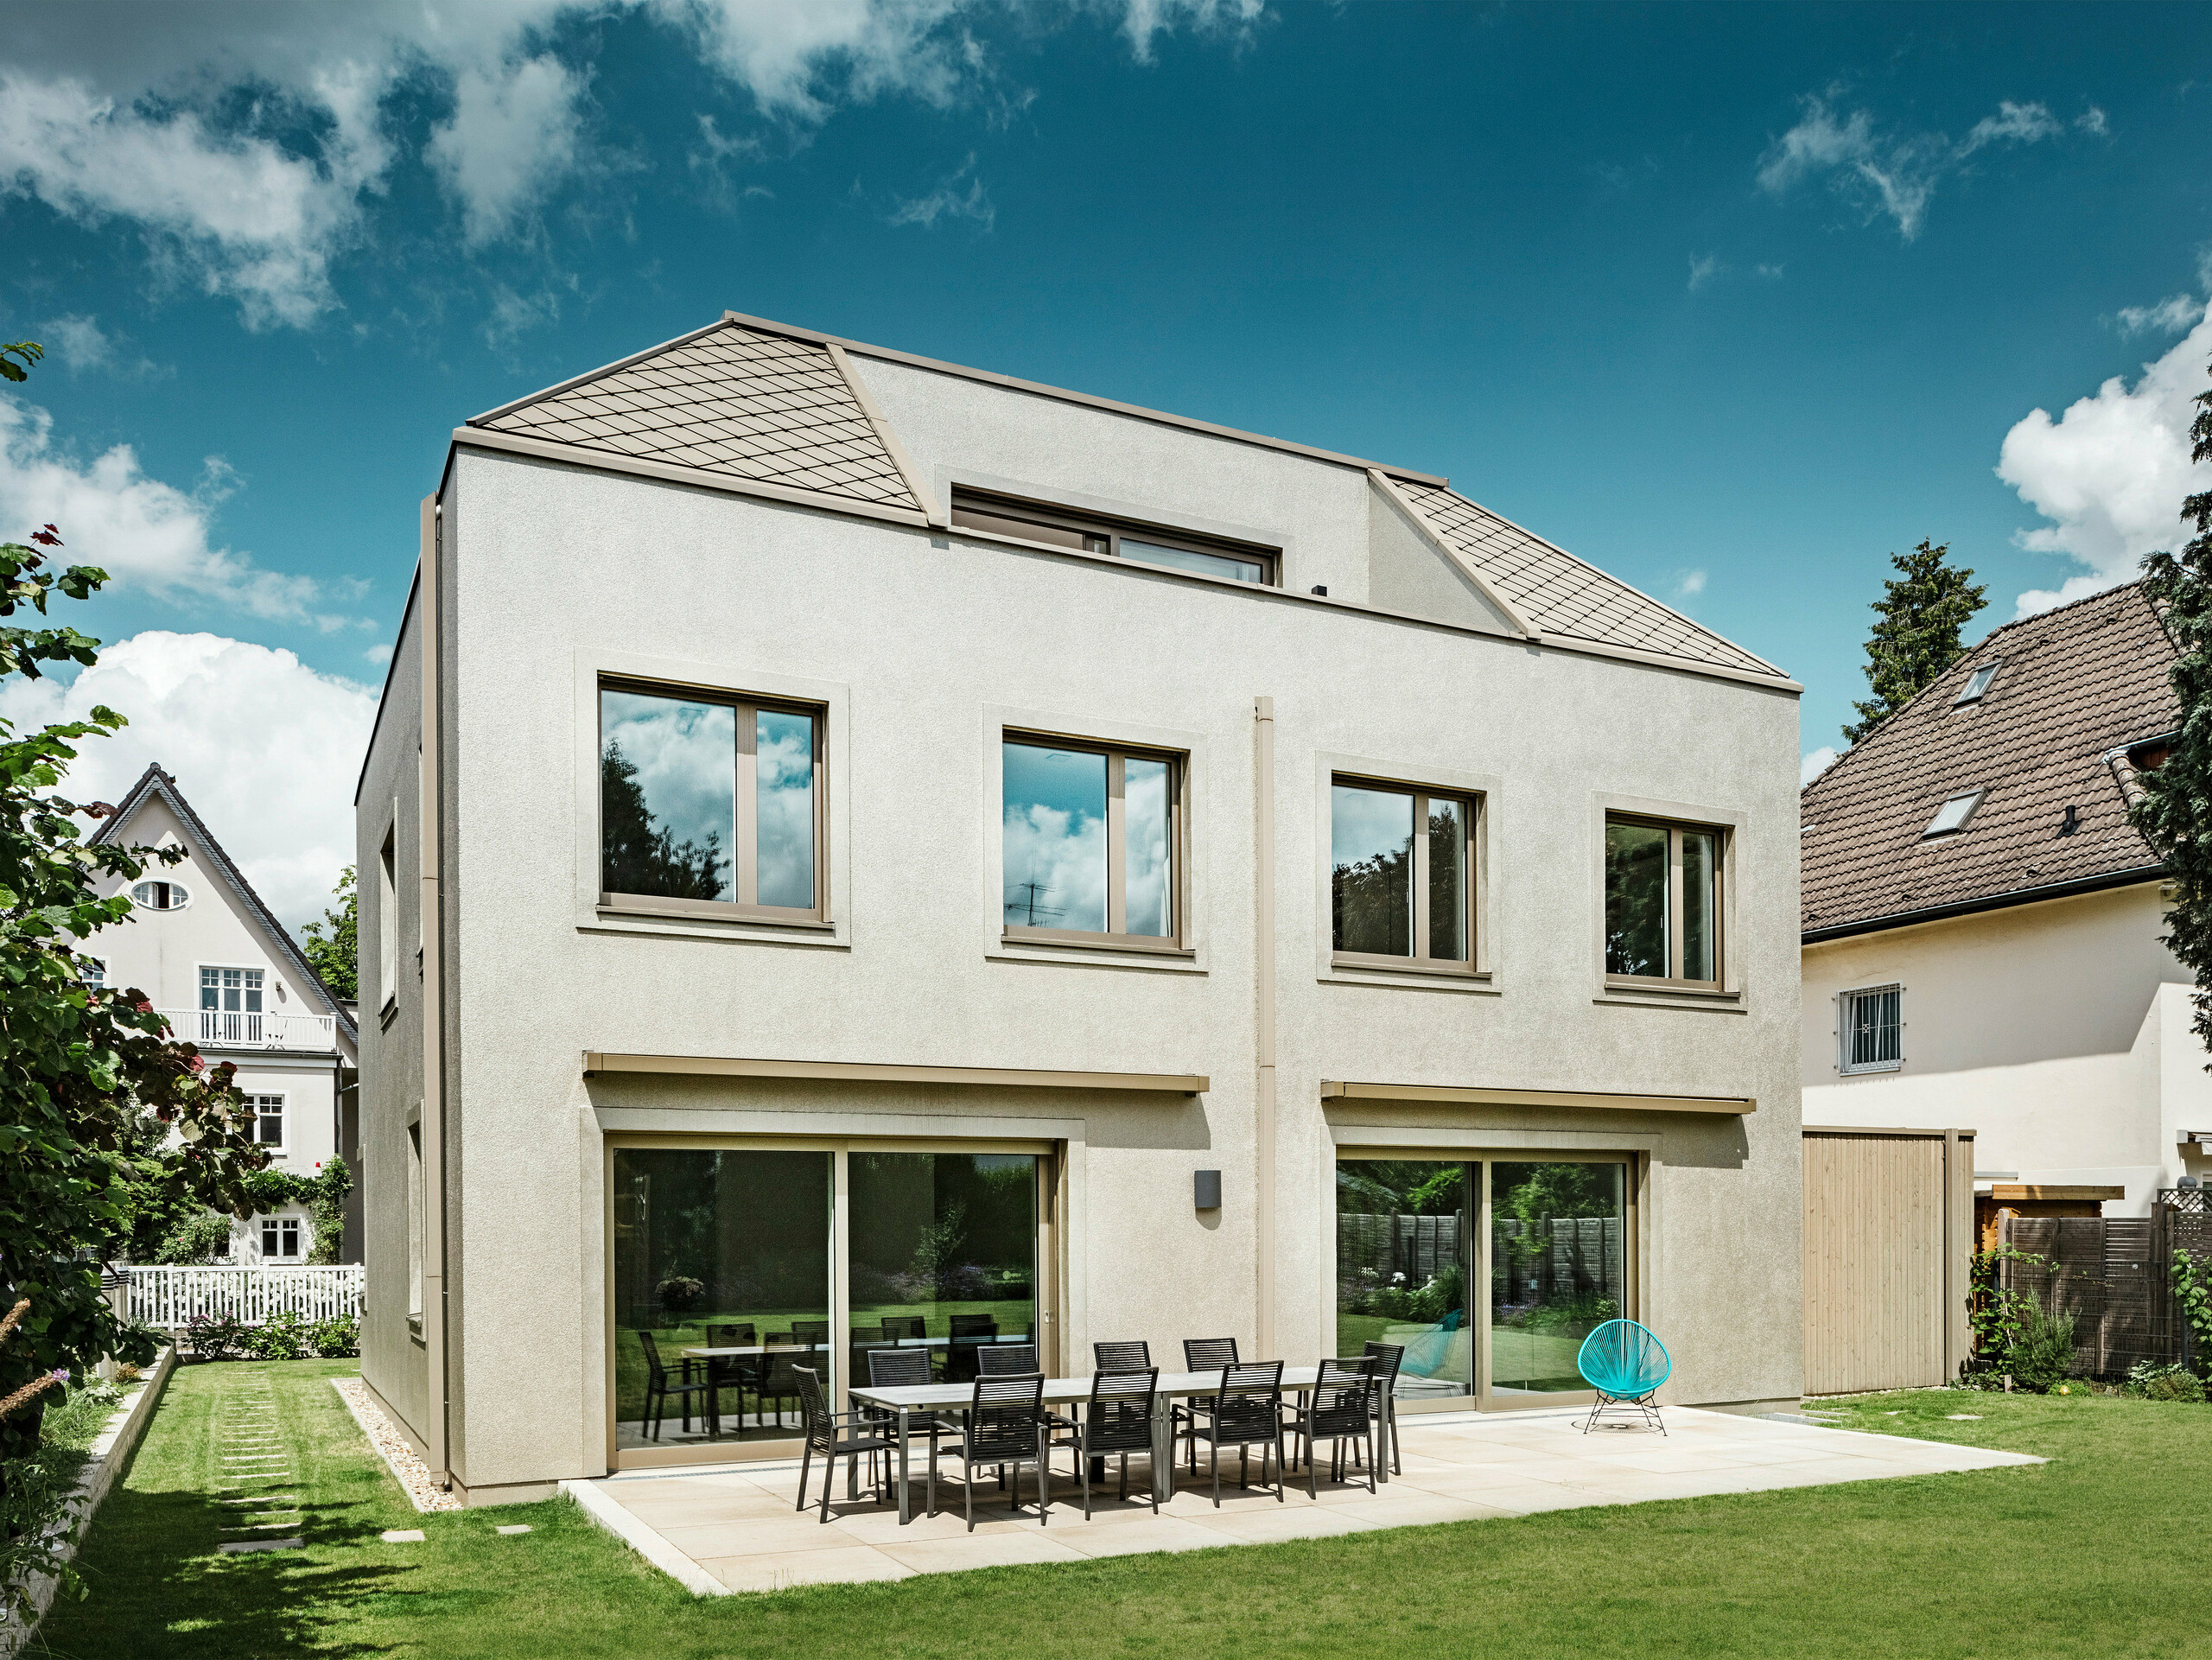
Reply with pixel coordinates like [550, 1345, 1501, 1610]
[1923, 790, 1985, 838]
[949, 488, 1278, 586]
[1955, 662, 2000, 705]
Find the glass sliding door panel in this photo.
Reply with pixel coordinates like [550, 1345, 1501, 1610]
[848, 1154, 1038, 1391]
[599, 689, 735, 900]
[1335, 1160, 1473, 1401]
[1122, 756, 1173, 938]
[1331, 785, 1413, 956]
[1002, 742, 1108, 933]
[612, 1148, 830, 1448]
[1681, 829, 1719, 983]
[1427, 797, 1467, 963]
[1602, 822, 1669, 976]
[753, 708, 817, 909]
[1488, 1161, 1627, 1396]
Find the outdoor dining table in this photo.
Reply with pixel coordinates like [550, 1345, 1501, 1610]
[849, 1364, 1372, 1525]
[678, 1335, 1034, 1441]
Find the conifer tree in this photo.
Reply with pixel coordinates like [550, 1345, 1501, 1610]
[1843, 540, 1987, 745]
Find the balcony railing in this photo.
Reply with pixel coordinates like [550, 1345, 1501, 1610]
[156, 1008, 337, 1052]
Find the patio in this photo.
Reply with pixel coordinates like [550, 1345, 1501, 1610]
[566, 1404, 2044, 1595]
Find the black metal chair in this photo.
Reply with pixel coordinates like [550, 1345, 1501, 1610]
[1055, 1368, 1160, 1517]
[636, 1330, 717, 1441]
[1358, 1341, 1406, 1475]
[862, 1345, 957, 1496]
[1179, 1337, 1239, 1473]
[1094, 1339, 1151, 1371]
[753, 1344, 813, 1430]
[1287, 1358, 1378, 1498]
[702, 1322, 757, 1429]
[945, 1313, 998, 1384]
[792, 1366, 893, 1523]
[977, 1342, 1042, 1377]
[880, 1315, 927, 1341]
[791, 1319, 831, 1345]
[932, 1372, 1051, 1530]
[1186, 1361, 1287, 1506]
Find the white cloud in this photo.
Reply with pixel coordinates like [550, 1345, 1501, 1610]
[1801, 746, 1840, 786]
[889, 153, 993, 230]
[1687, 253, 1722, 291]
[0, 631, 378, 930]
[364, 641, 393, 665]
[40, 313, 162, 378]
[427, 54, 589, 246]
[1758, 89, 2083, 240]
[2077, 106, 2109, 137]
[0, 397, 363, 628]
[2114, 294, 2206, 339]
[1672, 568, 1707, 599]
[1998, 306, 2212, 616]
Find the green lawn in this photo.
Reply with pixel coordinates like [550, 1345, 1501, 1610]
[36, 1360, 2212, 1659]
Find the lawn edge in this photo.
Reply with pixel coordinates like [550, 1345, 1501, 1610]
[559, 1479, 729, 1598]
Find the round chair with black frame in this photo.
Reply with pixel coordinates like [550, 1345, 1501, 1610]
[636, 1329, 718, 1441]
[791, 1366, 893, 1523]
[1575, 1319, 1671, 1435]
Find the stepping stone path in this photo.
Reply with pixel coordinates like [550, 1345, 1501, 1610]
[495, 1525, 532, 1536]
[214, 1371, 305, 1555]
[381, 1530, 427, 1543]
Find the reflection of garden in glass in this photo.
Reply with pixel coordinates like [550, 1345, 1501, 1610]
[1335, 1160, 1471, 1397]
[1489, 1161, 1626, 1395]
[611, 1148, 829, 1441]
[848, 1153, 1038, 1386]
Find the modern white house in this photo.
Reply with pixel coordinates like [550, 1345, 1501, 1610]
[356, 311, 1804, 1505]
[1800, 582, 2201, 1227]
[86, 764, 360, 1261]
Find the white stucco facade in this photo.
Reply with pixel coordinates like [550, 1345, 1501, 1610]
[1802, 882, 2212, 1214]
[358, 325, 1806, 1504]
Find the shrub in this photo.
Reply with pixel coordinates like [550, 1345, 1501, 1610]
[655, 1276, 706, 1313]
[155, 1212, 233, 1265]
[184, 1313, 249, 1362]
[2005, 1300, 2078, 1393]
[308, 1315, 359, 1358]
[245, 1310, 308, 1361]
[2126, 1361, 2207, 1402]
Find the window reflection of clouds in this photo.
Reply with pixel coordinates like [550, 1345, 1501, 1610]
[755, 709, 815, 908]
[1124, 757, 1172, 938]
[1331, 785, 1412, 874]
[601, 690, 735, 895]
[1003, 743, 1107, 932]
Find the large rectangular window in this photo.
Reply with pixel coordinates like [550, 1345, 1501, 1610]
[1604, 817, 1723, 988]
[598, 682, 823, 919]
[1331, 778, 1475, 970]
[199, 966, 265, 1044]
[1002, 736, 1182, 946]
[1840, 984, 1903, 1073]
[950, 488, 1277, 586]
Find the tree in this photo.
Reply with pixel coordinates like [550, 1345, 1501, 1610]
[1842, 540, 1987, 745]
[298, 864, 357, 1000]
[2133, 353, 2212, 1062]
[598, 741, 725, 898]
[0, 337, 267, 1471]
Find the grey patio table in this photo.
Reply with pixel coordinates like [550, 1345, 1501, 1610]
[850, 1364, 1365, 1525]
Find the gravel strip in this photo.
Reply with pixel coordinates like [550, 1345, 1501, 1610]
[332, 1377, 463, 1513]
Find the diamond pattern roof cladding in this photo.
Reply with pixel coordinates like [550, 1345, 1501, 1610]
[1396, 480, 1779, 677]
[1798, 582, 2176, 936]
[474, 325, 921, 512]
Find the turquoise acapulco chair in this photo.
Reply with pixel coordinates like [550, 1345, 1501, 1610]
[1575, 1320, 1671, 1435]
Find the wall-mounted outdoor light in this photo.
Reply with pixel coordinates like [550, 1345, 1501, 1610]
[1193, 1169, 1222, 1211]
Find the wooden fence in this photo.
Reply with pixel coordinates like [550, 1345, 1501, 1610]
[1999, 1198, 2211, 1377]
[125, 1265, 364, 1328]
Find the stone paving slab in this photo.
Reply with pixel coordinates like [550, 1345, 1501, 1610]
[573, 1405, 2043, 1596]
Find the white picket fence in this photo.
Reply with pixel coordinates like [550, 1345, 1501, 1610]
[125, 1264, 364, 1329]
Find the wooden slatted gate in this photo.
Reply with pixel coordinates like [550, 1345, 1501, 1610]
[1802, 1127, 1974, 1396]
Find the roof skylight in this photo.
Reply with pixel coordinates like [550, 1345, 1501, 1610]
[1923, 790, 1985, 837]
[1955, 662, 2000, 705]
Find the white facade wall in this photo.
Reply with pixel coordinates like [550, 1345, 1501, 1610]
[361, 363, 1805, 1503]
[1802, 882, 2212, 1213]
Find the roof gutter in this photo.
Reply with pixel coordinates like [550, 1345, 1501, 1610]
[1802, 863, 2166, 944]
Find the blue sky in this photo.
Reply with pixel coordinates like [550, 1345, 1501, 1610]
[1, 1, 2208, 922]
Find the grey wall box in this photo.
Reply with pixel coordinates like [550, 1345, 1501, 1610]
[1193, 1169, 1222, 1211]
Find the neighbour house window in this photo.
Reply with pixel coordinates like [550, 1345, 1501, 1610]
[79, 958, 104, 988]
[259, 1215, 302, 1259]
[130, 879, 190, 910]
[1840, 985, 1903, 1074]
[248, 1093, 285, 1149]
[1330, 777, 1477, 970]
[1604, 817, 1723, 988]
[598, 681, 823, 919]
[949, 488, 1278, 586]
[1922, 790, 1985, 838]
[1955, 662, 2000, 705]
[199, 966, 265, 1044]
[1001, 736, 1183, 944]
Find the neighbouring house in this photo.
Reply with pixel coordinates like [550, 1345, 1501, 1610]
[1800, 581, 2202, 1238]
[83, 764, 361, 1262]
[357, 310, 1803, 1504]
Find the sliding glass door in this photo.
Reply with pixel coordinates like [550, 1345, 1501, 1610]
[1335, 1152, 1633, 1409]
[611, 1142, 1047, 1460]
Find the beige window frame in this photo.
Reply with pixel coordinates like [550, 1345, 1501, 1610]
[596, 677, 829, 926]
[950, 488, 1280, 587]
[1603, 814, 1725, 992]
[1001, 733, 1190, 953]
[1329, 773, 1481, 976]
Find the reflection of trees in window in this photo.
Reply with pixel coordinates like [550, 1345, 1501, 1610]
[1332, 840, 1410, 955]
[601, 741, 728, 899]
[1603, 824, 1667, 976]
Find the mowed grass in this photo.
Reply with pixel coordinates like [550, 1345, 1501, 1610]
[34, 1361, 2212, 1659]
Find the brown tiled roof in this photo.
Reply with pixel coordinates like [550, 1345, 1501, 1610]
[1394, 479, 1783, 677]
[1799, 582, 2176, 939]
[472, 322, 923, 513]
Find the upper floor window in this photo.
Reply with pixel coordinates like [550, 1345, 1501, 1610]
[950, 488, 1277, 586]
[1840, 985, 1902, 1074]
[1330, 777, 1477, 971]
[1001, 736, 1183, 945]
[1955, 662, 2000, 705]
[248, 1092, 286, 1148]
[131, 879, 190, 910]
[200, 966, 266, 1044]
[599, 680, 823, 919]
[1604, 816, 1722, 988]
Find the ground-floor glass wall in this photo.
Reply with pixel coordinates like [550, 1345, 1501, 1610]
[1336, 1153, 1631, 1406]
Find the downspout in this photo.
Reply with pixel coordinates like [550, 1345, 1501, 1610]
[418, 492, 452, 1489]
[1254, 697, 1277, 1359]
